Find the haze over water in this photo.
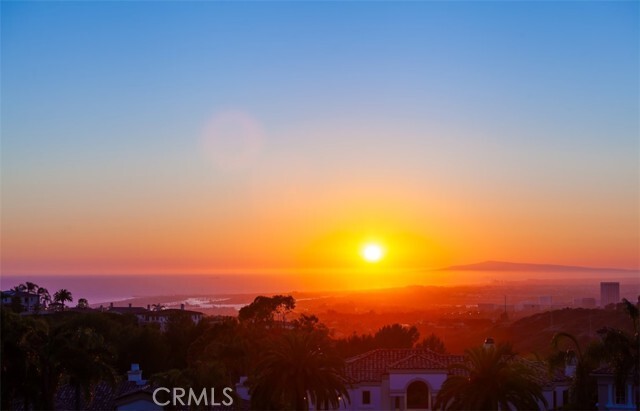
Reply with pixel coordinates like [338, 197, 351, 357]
[3, 268, 638, 304]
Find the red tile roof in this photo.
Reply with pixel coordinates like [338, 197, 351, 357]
[511, 357, 571, 387]
[345, 349, 465, 383]
[388, 354, 448, 370]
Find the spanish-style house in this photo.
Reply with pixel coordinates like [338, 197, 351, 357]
[339, 345, 572, 411]
[340, 348, 464, 410]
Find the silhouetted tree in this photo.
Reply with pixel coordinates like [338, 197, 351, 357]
[597, 298, 640, 410]
[249, 329, 349, 410]
[548, 331, 603, 410]
[435, 343, 547, 410]
[374, 324, 419, 348]
[36, 287, 50, 312]
[1, 310, 37, 409]
[20, 282, 39, 294]
[239, 295, 295, 324]
[335, 333, 377, 358]
[416, 333, 447, 354]
[58, 327, 117, 410]
[53, 289, 73, 309]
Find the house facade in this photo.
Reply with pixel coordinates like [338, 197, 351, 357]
[1, 290, 40, 313]
[340, 349, 463, 410]
[593, 366, 639, 411]
[340, 347, 572, 411]
[141, 307, 204, 332]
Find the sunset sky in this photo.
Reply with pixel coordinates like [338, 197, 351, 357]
[2, 2, 638, 277]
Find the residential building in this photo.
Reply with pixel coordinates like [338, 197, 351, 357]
[107, 303, 203, 332]
[339, 343, 571, 410]
[1, 290, 40, 313]
[141, 305, 204, 332]
[108, 303, 149, 322]
[593, 365, 638, 411]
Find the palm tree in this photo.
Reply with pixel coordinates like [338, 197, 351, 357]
[152, 303, 165, 311]
[249, 330, 350, 410]
[53, 289, 73, 310]
[58, 327, 116, 410]
[435, 343, 547, 410]
[36, 287, 50, 312]
[548, 331, 603, 410]
[20, 321, 116, 410]
[22, 281, 39, 294]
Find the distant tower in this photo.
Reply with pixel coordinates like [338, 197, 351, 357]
[500, 295, 509, 321]
[600, 282, 620, 307]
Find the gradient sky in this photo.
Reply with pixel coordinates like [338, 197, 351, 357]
[2, 1, 638, 277]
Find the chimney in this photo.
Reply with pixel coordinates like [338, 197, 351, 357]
[129, 303, 132, 308]
[147, 304, 151, 310]
[565, 350, 577, 377]
[483, 337, 495, 350]
[110, 302, 114, 309]
[180, 303, 185, 310]
[127, 363, 146, 385]
[127, 364, 142, 385]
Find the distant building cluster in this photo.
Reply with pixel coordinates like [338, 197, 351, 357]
[475, 281, 623, 314]
[0, 288, 204, 333]
[103, 302, 204, 332]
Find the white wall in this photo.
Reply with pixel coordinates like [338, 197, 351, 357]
[389, 372, 447, 392]
[341, 385, 383, 410]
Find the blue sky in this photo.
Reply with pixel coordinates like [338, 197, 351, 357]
[2, 1, 638, 274]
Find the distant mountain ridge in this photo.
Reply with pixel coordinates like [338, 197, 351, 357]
[441, 260, 637, 273]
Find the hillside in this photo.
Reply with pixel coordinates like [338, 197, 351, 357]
[442, 260, 636, 273]
[480, 307, 635, 356]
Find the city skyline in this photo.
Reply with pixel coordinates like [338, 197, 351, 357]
[2, 1, 638, 278]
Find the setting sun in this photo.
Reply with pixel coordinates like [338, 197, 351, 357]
[362, 243, 384, 263]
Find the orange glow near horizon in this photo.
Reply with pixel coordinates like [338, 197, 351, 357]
[2, 174, 638, 277]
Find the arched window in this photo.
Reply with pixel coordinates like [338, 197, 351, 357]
[407, 380, 429, 409]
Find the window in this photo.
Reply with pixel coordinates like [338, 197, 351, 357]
[562, 389, 569, 406]
[362, 390, 371, 405]
[615, 384, 627, 404]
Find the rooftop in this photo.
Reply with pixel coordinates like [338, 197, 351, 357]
[345, 349, 465, 383]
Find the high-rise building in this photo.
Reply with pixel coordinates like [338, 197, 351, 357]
[600, 282, 620, 307]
